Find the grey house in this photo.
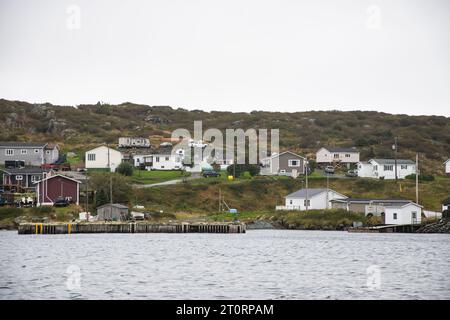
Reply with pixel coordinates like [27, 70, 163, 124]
[96, 203, 129, 221]
[330, 198, 415, 214]
[1, 167, 53, 191]
[0, 142, 60, 167]
[260, 151, 306, 177]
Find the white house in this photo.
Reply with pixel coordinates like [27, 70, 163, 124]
[357, 159, 416, 180]
[118, 137, 150, 148]
[85, 146, 122, 172]
[445, 159, 450, 177]
[276, 188, 348, 211]
[133, 150, 183, 171]
[260, 151, 306, 177]
[384, 202, 422, 225]
[316, 147, 360, 168]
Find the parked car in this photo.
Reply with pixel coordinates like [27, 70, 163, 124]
[5, 160, 25, 169]
[0, 187, 4, 194]
[54, 197, 70, 207]
[202, 170, 221, 178]
[324, 166, 335, 174]
[345, 170, 358, 177]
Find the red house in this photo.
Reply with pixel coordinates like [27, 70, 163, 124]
[35, 174, 81, 206]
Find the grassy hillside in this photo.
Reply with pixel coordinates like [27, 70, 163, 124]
[133, 176, 450, 214]
[1, 99, 449, 174]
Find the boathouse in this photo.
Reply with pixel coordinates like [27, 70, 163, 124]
[35, 174, 81, 206]
[97, 203, 129, 221]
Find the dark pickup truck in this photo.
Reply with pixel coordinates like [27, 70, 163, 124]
[202, 171, 221, 178]
[54, 197, 70, 207]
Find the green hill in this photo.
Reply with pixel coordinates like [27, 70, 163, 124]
[1, 99, 449, 174]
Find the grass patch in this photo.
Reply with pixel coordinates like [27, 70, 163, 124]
[131, 170, 189, 185]
[207, 209, 370, 229]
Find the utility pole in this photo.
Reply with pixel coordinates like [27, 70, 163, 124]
[305, 158, 309, 213]
[416, 153, 419, 204]
[393, 137, 398, 181]
[326, 172, 329, 209]
[85, 168, 89, 216]
[108, 147, 113, 204]
[219, 188, 221, 212]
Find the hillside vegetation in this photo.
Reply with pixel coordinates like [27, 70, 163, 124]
[133, 176, 450, 213]
[1, 99, 449, 174]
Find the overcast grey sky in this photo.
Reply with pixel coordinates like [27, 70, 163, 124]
[0, 0, 449, 116]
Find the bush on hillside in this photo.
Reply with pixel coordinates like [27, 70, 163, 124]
[405, 173, 435, 181]
[116, 162, 134, 176]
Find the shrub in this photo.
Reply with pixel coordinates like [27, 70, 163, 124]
[405, 173, 435, 181]
[30, 206, 54, 215]
[227, 164, 260, 177]
[116, 162, 134, 176]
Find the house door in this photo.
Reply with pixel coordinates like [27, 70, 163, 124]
[291, 169, 298, 178]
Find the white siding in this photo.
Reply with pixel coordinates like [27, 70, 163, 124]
[133, 154, 183, 170]
[316, 148, 359, 164]
[357, 162, 373, 177]
[283, 190, 347, 211]
[85, 146, 122, 172]
[371, 160, 416, 180]
[152, 154, 183, 170]
[385, 203, 422, 225]
[445, 160, 450, 174]
[357, 160, 416, 180]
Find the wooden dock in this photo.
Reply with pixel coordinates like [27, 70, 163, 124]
[17, 222, 246, 235]
[348, 223, 422, 233]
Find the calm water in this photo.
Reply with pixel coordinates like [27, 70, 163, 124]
[0, 230, 449, 299]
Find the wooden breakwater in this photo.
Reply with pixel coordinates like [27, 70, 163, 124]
[18, 222, 246, 235]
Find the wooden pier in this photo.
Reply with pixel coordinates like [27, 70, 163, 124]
[348, 223, 421, 233]
[17, 222, 246, 235]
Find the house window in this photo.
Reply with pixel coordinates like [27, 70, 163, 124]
[289, 200, 293, 205]
[393, 213, 397, 220]
[46, 150, 51, 155]
[34, 149, 39, 153]
[16, 175, 23, 181]
[31, 175, 39, 182]
[303, 199, 310, 206]
[334, 154, 339, 159]
[374, 165, 378, 170]
[5, 149, 13, 156]
[161, 166, 165, 169]
[21, 149, 27, 155]
[401, 165, 407, 170]
[87, 154, 96, 161]
[345, 154, 350, 157]
[155, 157, 160, 162]
[384, 165, 393, 171]
[165, 157, 169, 161]
[412, 212, 417, 219]
[288, 159, 300, 167]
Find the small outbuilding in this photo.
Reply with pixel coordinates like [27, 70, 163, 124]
[35, 174, 81, 206]
[276, 188, 348, 211]
[384, 202, 423, 225]
[96, 203, 129, 221]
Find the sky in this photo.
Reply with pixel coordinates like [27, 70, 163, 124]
[0, 0, 449, 116]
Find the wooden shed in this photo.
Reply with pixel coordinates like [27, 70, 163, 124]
[35, 174, 81, 206]
[96, 203, 129, 221]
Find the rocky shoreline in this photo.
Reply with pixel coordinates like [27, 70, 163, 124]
[416, 221, 450, 233]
